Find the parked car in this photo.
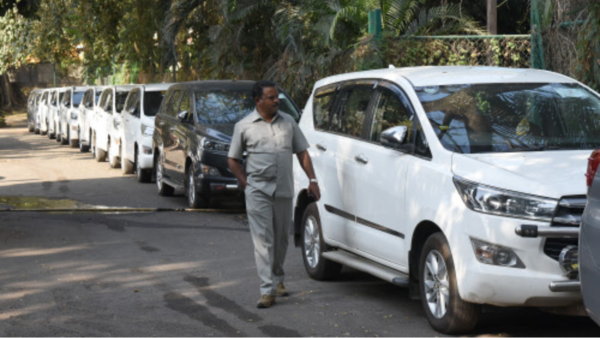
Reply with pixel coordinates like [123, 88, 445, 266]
[58, 86, 87, 147]
[152, 80, 301, 208]
[92, 85, 133, 164]
[121, 83, 172, 180]
[581, 149, 600, 326]
[26, 89, 40, 133]
[38, 89, 51, 135]
[293, 66, 600, 334]
[48, 87, 67, 140]
[77, 86, 107, 153]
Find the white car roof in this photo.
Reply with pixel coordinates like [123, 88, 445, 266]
[313, 66, 578, 90]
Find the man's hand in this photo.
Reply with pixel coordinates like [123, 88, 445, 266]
[308, 182, 321, 201]
[228, 158, 247, 191]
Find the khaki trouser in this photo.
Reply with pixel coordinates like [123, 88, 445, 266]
[245, 184, 293, 296]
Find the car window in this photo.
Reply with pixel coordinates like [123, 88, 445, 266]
[179, 91, 191, 120]
[370, 87, 414, 142]
[313, 87, 338, 132]
[62, 90, 72, 106]
[277, 92, 301, 121]
[143, 90, 166, 117]
[95, 90, 102, 105]
[59, 92, 65, 105]
[103, 91, 114, 111]
[116, 91, 129, 113]
[166, 90, 183, 117]
[336, 85, 373, 138]
[125, 89, 140, 115]
[194, 90, 255, 124]
[73, 91, 84, 108]
[412, 117, 432, 159]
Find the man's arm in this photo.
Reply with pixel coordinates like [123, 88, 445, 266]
[296, 150, 320, 201]
[228, 158, 247, 190]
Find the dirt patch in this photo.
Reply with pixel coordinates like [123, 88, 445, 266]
[4, 113, 27, 128]
[0, 196, 91, 210]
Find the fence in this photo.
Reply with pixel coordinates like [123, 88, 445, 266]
[531, 0, 592, 78]
[384, 34, 531, 69]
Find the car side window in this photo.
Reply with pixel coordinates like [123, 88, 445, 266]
[63, 90, 71, 106]
[369, 87, 414, 142]
[125, 89, 139, 115]
[336, 85, 373, 138]
[166, 90, 183, 117]
[179, 91, 191, 120]
[313, 87, 338, 132]
[413, 117, 432, 159]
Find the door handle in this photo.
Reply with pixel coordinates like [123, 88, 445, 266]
[316, 143, 327, 151]
[355, 154, 368, 164]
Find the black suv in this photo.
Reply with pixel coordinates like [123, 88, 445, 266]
[152, 80, 301, 208]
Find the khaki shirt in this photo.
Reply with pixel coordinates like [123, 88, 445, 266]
[228, 109, 309, 198]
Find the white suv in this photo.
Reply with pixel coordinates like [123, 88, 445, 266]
[92, 85, 134, 164]
[121, 83, 171, 180]
[293, 66, 600, 334]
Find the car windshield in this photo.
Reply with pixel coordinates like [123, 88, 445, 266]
[143, 91, 166, 117]
[194, 90, 300, 124]
[73, 92, 84, 107]
[415, 83, 600, 154]
[116, 91, 129, 113]
[95, 91, 102, 104]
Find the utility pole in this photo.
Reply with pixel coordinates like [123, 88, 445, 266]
[487, 0, 497, 35]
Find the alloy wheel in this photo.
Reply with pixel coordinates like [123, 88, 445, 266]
[303, 215, 320, 268]
[424, 250, 450, 319]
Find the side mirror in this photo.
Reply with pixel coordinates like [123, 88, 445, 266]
[380, 126, 410, 151]
[177, 111, 189, 121]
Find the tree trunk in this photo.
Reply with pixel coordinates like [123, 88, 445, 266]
[0, 73, 19, 110]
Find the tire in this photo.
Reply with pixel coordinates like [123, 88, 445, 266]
[136, 148, 151, 183]
[108, 139, 121, 169]
[28, 122, 34, 132]
[155, 153, 174, 196]
[418, 233, 480, 335]
[48, 121, 54, 139]
[95, 142, 107, 162]
[79, 130, 89, 152]
[301, 203, 342, 280]
[61, 128, 69, 145]
[56, 125, 62, 143]
[69, 129, 78, 148]
[121, 155, 134, 175]
[186, 165, 209, 208]
[34, 128, 40, 135]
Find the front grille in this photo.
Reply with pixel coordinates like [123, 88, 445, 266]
[543, 196, 586, 261]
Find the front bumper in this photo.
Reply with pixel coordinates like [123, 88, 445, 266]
[450, 210, 581, 307]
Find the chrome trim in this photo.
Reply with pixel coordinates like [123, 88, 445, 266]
[549, 280, 581, 292]
[558, 198, 587, 208]
[515, 225, 579, 238]
[553, 214, 582, 226]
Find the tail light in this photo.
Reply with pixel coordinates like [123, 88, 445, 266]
[586, 149, 600, 187]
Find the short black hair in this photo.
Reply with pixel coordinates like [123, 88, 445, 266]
[252, 80, 277, 100]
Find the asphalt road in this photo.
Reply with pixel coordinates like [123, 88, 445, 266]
[1, 114, 600, 336]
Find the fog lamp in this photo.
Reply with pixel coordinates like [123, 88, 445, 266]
[559, 245, 579, 278]
[202, 165, 220, 177]
[470, 238, 525, 269]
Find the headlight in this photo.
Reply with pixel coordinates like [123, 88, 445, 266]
[203, 139, 230, 152]
[71, 112, 78, 120]
[453, 176, 558, 222]
[141, 124, 154, 136]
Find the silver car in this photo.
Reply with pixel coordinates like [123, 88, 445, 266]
[581, 149, 600, 326]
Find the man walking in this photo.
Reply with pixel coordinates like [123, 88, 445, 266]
[228, 80, 320, 308]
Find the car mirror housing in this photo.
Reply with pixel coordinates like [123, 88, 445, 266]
[380, 126, 409, 150]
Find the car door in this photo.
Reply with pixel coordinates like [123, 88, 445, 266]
[123, 88, 141, 163]
[160, 89, 183, 177]
[312, 81, 375, 248]
[168, 90, 193, 182]
[350, 81, 420, 269]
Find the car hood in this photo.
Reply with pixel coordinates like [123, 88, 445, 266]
[451, 150, 590, 199]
